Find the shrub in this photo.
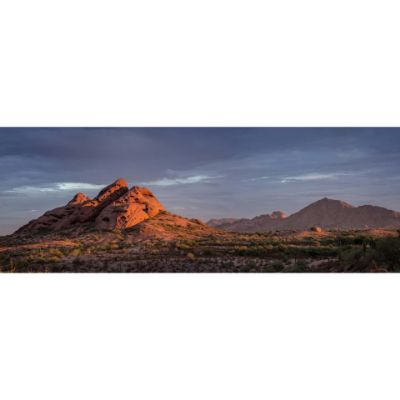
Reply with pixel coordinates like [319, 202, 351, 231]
[68, 248, 81, 257]
[72, 257, 85, 266]
[239, 265, 251, 272]
[335, 236, 356, 246]
[339, 247, 364, 263]
[284, 260, 308, 272]
[48, 248, 64, 258]
[336, 237, 400, 270]
[262, 262, 284, 272]
[374, 237, 400, 268]
[176, 242, 191, 251]
[47, 256, 62, 264]
[203, 249, 215, 256]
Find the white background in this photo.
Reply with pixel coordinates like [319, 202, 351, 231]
[1, 1, 400, 399]
[0, 0, 399, 127]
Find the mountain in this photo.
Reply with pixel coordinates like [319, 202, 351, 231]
[208, 211, 286, 232]
[207, 198, 400, 232]
[207, 218, 239, 228]
[15, 178, 218, 240]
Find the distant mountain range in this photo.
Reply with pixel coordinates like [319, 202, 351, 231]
[207, 198, 400, 232]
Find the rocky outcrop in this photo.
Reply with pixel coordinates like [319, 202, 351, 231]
[271, 211, 286, 219]
[95, 178, 129, 204]
[15, 178, 165, 234]
[95, 186, 164, 230]
[68, 192, 91, 206]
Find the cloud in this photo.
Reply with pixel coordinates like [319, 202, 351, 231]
[55, 182, 105, 191]
[5, 186, 58, 194]
[280, 172, 351, 183]
[141, 175, 223, 187]
[248, 176, 270, 182]
[5, 182, 104, 194]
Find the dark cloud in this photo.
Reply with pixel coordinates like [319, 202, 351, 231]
[0, 128, 399, 234]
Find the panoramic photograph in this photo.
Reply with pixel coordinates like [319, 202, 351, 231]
[0, 128, 399, 273]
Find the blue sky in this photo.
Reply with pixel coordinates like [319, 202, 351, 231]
[0, 128, 399, 235]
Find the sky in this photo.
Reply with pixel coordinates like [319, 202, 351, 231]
[0, 128, 399, 235]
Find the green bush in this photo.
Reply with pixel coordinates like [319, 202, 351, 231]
[262, 262, 284, 272]
[375, 237, 400, 268]
[337, 237, 400, 271]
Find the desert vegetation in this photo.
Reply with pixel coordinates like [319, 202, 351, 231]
[1, 229, 399, 273]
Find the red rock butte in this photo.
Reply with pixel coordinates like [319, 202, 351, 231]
[16, 178, 165, 234]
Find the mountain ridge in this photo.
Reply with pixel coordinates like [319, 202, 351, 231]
[207, 197, 400, 232]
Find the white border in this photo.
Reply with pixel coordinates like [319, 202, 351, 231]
[0, 0, 399, 127]
[1, 1, 400, 399]
[1, 274, 400, 400]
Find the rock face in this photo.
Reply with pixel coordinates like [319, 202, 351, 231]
[15, 179, 165, 234]
[96, 186, 164, 230]
[207, 198, 400, 232]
